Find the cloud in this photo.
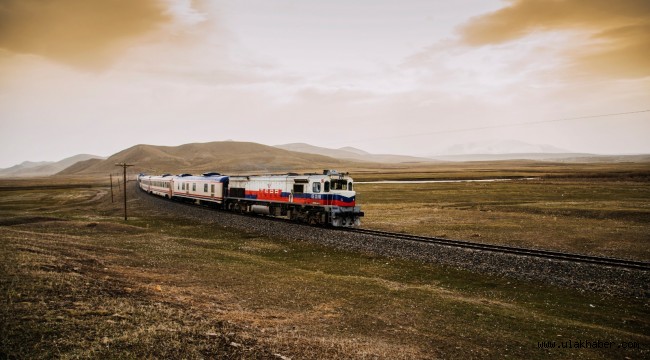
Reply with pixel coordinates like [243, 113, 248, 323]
[0, 0, 171, 68]
[458, 0, 650, 79]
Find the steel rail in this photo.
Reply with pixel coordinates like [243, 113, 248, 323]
[341, 228, 650, 271]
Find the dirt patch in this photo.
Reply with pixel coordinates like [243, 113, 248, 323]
[0, 216, 64, 226]
[0, 228, 280, 359]
[10, 220, 147, 235]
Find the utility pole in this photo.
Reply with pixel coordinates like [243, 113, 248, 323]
[115, 163, 134, 220]
[110, 174, 114, 203]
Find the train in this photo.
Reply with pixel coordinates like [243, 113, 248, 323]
[137, 170, 364, 227]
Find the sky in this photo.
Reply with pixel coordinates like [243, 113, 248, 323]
[1, 0, 649, 167]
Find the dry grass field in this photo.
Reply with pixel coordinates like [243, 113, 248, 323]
[357, 178, 650, 261]
[1, 164, 649, 359]
[351, 161, 650, 182]
[353, 161, 650, 261]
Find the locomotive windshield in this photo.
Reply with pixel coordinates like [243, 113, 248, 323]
[331, 179, 351, 191]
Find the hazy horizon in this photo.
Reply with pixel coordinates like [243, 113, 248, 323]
[1, 0, 649, 168]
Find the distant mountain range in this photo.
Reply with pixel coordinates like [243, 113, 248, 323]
[1, 140, 648, 178]
[424, 140, 650, 162]
[0, 154, 105, 177]
[427, 153, 650, 162]
[433, 140, 570, 156]
[274, 143, 437, 164]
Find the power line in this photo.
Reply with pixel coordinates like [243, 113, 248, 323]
[422, 109, 650, 136]
[332, 109, 650, 145]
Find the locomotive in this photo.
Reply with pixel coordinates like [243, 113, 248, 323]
[138, 170, 363, 227]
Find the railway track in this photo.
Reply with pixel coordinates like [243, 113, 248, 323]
[139, 187, 649, 271]
[339, 227, 650, 271]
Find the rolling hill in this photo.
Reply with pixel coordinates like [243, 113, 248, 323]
[58, 141, 366, 176]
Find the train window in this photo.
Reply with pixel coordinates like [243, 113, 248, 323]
[312, 182, 321, 193]
[204, 184, 208, 192]
[192, 183, 196, 191]
[324, 181, 330, 192]
[211, 184, 215, 193]
[293, 184, 304, 193]
[348, 182, 353, 191]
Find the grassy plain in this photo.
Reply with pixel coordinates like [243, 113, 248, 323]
[357, 179, 650, 260]
[1, 163, 649, 359]
[351, 161, 650, 182]
[354, 161, 650, 261]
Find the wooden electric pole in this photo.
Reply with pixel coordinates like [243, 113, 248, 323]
[110, 174, 114, 203]
[115, 163, 134, 220]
